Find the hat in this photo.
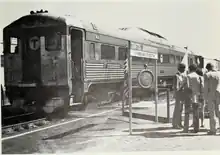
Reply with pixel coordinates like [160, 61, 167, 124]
[206, 63, 214, 71]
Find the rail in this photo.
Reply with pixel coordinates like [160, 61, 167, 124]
[2, 117, 46, 130]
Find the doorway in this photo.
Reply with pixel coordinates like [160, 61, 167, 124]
[70, 29, 83, 102]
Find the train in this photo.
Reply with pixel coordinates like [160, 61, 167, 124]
[1, 10, 220, 117]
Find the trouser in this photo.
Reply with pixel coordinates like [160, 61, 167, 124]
[199, 99, 205, 120]
[207, 99, 220, 132]
[216, 93, 220, 127]
[183, 99, 191, 132]
[172, 92, 184, 127]
[192, 103, 200, 132]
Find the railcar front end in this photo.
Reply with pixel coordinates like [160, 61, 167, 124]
[2, 12, 72, 115]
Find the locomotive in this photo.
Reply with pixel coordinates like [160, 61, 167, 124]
[1, 10, 219, 116]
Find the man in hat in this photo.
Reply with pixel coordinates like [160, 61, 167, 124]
[196, 68, 205, 128]
[204, 63, 220, 135]
[172, 63, 188, 129]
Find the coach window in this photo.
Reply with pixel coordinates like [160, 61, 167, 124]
[118, 47, 127, 60]
[169, 55, 175, 64]
[143, 58, 153, 64]
[89, 43, 96, 59]
[158, 53, 162, 63]
[133, 56, 142, 61]
[163, 54, 169, 63]
[176, 56, 181, 64]
[9, 37, 19, 54]
[45, 33, 61, 51]
[101, 44, 115, 60]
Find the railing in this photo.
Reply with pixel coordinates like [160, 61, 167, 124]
[158, 87, 171, 123]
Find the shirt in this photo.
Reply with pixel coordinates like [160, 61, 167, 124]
[175, 71, 187, 92]
[187, 72, 202, 103]
[204, 71, 220, 101]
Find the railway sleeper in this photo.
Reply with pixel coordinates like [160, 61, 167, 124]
[2, 119, 50, 136]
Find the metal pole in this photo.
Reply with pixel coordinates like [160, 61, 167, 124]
[122, 94, 125, 114]
[154, 59, 158, 122]
[166, 88, 170, 123]
[128, 45, 133, 135]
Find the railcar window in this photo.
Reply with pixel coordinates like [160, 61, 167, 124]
[10, 37, 18, 54]
[169, 55, 175, 64]
[118, 47, 127, 60]
[101, 44, 115, 60]
[162, 54, 169, 63]
[158, 53, 162, 63]
[176, 56, 181, 64]
[133, 56, 142, 61]
[45, 33, 61, 51]
[89, 43, 95, 59]
[143, 58, 153, 64]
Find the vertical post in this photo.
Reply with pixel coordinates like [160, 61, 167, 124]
[128, 44, 133, 135]
[166, 88, 170, 123]
[122, 95, 125, 114]
[154, 59, 158, 122]
[122, 56, 129, 115]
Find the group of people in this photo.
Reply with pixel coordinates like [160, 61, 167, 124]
[172, 62, 220, 135]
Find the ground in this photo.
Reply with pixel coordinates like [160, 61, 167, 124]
[2, 100, 220, 153]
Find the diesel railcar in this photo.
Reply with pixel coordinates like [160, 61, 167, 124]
[1, 10, 204, 115]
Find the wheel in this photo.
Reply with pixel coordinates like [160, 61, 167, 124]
[78, 94, 88, 110]
[61, 97, 69, 118]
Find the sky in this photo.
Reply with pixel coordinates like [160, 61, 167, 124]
[0, 0, 219, 60]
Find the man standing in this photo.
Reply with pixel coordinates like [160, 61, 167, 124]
[185, 64, 202, 133]
[204, 63, 220, 135]
[196, 68, 205, 128]
[172, 63, 187, 129]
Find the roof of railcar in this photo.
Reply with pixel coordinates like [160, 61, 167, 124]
[5, 12, 191, 54]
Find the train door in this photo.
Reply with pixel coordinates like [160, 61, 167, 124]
[70, 29, 83, 102]
[22, 35, 41, 83]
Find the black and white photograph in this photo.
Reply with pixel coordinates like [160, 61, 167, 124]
[1, 0, 220, 153]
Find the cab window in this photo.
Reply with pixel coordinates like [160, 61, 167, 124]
[45, 33, 61, 51]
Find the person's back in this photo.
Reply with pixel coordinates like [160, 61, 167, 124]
[175, 71, 187, 98]
[204, 63, 220, 135]
[172, 63, 187, 129]
[185, 64, 201, 133]
[187, 72, 201, 100]
[204, 71, 220, 100]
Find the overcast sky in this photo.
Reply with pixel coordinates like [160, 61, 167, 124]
[0, 0, 219, 59]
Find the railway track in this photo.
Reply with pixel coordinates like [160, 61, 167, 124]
[2, 111, 49, 137]
[2, 90, 174, 139]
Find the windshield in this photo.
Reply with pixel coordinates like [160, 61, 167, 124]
[4, 28, 63, 54]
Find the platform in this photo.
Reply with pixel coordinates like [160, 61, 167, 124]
[123, 99, 187, 123]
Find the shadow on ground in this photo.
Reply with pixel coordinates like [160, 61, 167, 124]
[123, 112, 170, 123]
[123, 126, 220, 138]
[43, 124, 98, 140]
